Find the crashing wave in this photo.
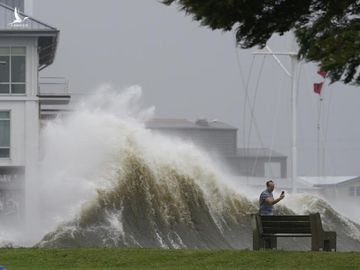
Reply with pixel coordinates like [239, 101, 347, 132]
[22, 86, 359, 250]
[38, 145, 360, 250]
[39, 148, 256, 248]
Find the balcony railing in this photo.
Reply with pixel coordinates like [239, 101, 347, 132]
[38, 77, 71, 105]
[39, 77, 69, 96]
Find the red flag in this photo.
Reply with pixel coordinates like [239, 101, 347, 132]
[317, 70, 327, 78]
[313, 82, 323, 95]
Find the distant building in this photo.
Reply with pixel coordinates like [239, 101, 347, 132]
[146, 118, 237, 155]
[146, 118, 287, 178]
[300, 176, 360, 222]
[301, 176, 360, 201]
[0, 1, 70, 221]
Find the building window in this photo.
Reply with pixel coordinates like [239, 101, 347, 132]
[0, 47, 26, 94]
[0, 111, 10, 158]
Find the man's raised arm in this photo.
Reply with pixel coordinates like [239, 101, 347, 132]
[265, 193, 285, 206]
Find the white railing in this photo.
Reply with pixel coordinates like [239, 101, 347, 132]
[39, 77, 69, 96]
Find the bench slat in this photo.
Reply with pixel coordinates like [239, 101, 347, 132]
[261, 215, 310, 221]
[262, 233, 312, 238]
[263, 227, 312, 234]
[262, 221, 311, 228]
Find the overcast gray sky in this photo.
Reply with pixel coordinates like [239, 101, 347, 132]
[34, 0, 360, 176]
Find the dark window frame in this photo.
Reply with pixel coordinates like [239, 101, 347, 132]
[0, 110, 10, 159]
[0, 47, 26, 95]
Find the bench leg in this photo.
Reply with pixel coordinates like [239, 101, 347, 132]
[264, 237, 277, 250]
[323, 240, 330, 251]
[312, 233, 336, 251]
[253, 236, 277, 250]
[311, 237, 320, 251]
[323, 232, 337, 252]
[253, 232, 263, 250]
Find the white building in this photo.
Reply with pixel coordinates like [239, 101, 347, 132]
[0, 1, 69, 222]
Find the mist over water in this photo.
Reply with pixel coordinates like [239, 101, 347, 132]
[1, 85, 360, 250]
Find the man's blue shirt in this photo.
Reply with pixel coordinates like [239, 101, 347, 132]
[259, 190, 273, 215]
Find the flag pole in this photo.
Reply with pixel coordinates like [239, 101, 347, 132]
[317, 95, 321, 177]
[314, 71, 326, 178]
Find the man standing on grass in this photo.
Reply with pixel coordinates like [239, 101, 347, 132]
[259, 180, 285, 216]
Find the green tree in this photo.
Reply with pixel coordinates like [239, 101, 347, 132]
[163, 0, 360, 85]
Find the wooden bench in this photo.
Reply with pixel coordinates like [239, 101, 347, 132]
[251, 213, 336, 251]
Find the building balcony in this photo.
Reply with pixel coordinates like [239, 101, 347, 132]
[38, 77, 71, 105]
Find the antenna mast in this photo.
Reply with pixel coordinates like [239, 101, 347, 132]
[253, 35, 299, 193]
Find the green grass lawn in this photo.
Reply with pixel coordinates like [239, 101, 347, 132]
[0, 248, 359, 270]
